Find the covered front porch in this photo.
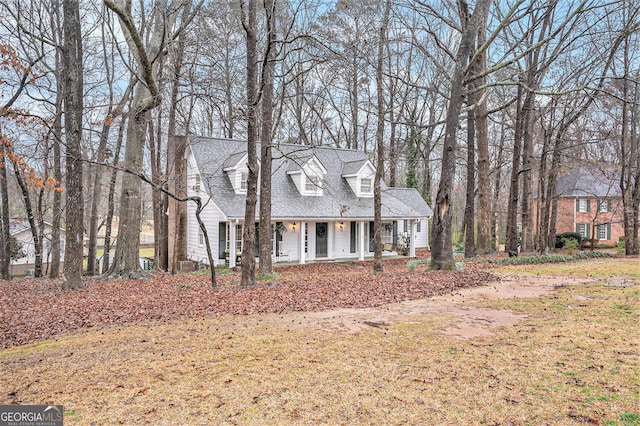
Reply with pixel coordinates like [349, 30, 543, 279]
[220, 219, 419, 268]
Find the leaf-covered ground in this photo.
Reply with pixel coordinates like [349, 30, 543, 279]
[0, 258, 495, 350]
[0, 258, 637, 425]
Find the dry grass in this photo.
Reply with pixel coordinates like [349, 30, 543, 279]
[494, 256, 640, 281]
[1, 258, 638, 425]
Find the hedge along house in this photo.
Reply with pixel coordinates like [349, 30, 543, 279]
[184, 137, 432, 267]
[553, 167, 628, 247]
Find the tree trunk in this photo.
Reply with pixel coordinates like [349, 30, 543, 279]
[148, 117, 164, 270]
[464, 72, 476, 259]
[421, 118, 432, 204]
[258, 0, 276, 277]
[62, 0, 84, 289]
[350, 30, 359, 151]
[475, 17, 491, 255]
[50, 82, 64, 279]
[165, 4, 190, 273]
[406, 112, 419, 189]
[491, 120, 506, 251]
[102, 115, 126, 274]
[107, 87, 150, 280]
[104, 0, 194, 279]
[520, 91, 535, 253]
[505, 83, 524, 254]
[0, 141, 10, 280]
[241, 0, 259, 286]
[37, 177, 46, 275]
[431, 0, 489, 270]
[13, 163, 42, 277]
[373, 0, 390, 273]
[167, 134, 188, 274]
[87, 87, 130, 276]
[620, 38, 640, 256]
[387, 37, 397, 188]
[536, 115, 554, 253]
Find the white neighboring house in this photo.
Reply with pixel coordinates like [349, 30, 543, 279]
[9, 218, 66, 275]
[184, 137, 433, 267]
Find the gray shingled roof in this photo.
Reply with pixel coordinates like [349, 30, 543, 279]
[556, 167, 620, 197]
[222, 151, 246, 170]
[285, 153, 315, 172]
[342, 159, 369, 176]
[189, 136, 433, 220]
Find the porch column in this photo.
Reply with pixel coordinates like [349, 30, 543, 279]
[359, 221, 365, 261]
[299, 221, 306, 264]
[410, 219, 416, 258]
[229, 221, 236, 267]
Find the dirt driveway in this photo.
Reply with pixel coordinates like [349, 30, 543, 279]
[269, 273, 596, 338]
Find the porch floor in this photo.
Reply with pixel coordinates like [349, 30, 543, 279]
[271, 252, 410, 266]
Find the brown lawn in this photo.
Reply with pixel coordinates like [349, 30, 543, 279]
[0, 256, 638, 425]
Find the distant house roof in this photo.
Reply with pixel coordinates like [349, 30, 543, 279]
[188, 137, 433, 220]
[8, 219, 31, 236]
[8, 219, 65, 237]
[556, 167, 620, 198]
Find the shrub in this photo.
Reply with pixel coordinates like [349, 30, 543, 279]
[483, 251, 617, 265]
[555, 232, 582, 248]
[562, 238, 580, 250]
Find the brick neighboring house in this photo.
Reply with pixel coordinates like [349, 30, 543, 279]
[554, 167, 626, 247]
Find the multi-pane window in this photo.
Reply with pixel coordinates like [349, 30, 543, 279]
[360, 178, 372, 194]
[240, 171, 248, 191]
[198, 230, 205, 245]
[305, 175, 321, 193]
[598, 199, 610, 213]
[597, 224, 610, 240]
[417, 220, 421, 233]
[576, 223, 588, 238]
[577, 199, 589, 212]
[235, 224, 243, 251]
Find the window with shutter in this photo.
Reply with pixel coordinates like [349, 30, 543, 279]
[577, 199, 589, 212]
[598, 199, 609, 213]
[576, 223, 588, 238]
[597, 223, 610, 240]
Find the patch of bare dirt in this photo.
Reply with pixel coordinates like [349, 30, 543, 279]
[271, 273, 596, 339]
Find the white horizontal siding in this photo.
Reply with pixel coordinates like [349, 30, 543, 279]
[413, 218, 430, 248]
[186, 151, 227, 265]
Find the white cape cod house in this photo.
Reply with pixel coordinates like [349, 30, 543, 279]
[185, 137, 432, 267]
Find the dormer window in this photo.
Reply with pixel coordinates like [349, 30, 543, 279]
[305, 175, 322, 193]
[223, 151, 259, 195]
[360, 178, 372, 194]
[342, 158, 375, 198]
[286, 153, 327, 197]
